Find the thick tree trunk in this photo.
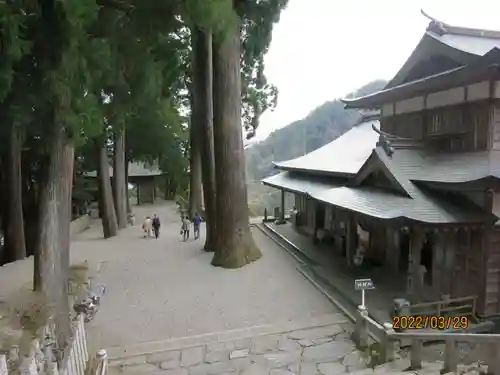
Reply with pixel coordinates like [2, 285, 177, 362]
[189, 106, 203, 218]
[125, 152, 132, 215]
[192, 28, 217, 252]
[22, 155, 39, 258]
[0, 156, 8, 265]
[164, 176, 170, 200]
[57, 141, 74, 349]
[113, 127, 127, 229]
[5, 124, 26, 260]
[33, 125, 72, 348]
[59, 142, 74, 291]
[211, 10, 261, 268]
[98, 141, 118, 238]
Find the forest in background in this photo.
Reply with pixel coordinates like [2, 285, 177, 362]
[245, 79, 387, 216]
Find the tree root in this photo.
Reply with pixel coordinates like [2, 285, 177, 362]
[211, 240, 262, 269]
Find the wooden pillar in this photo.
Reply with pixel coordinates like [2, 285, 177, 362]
[432, 231, 446, 296]
[346, 216, 356, 267]
[280, 190, 285, 220]
[276, 190, 286, 224]
[137, 183, 141, 205]
[385, 227, 400, 274]
[152, 177, 156, 202]
[407, 228, 424, 303]
[442, 231, 456, 296]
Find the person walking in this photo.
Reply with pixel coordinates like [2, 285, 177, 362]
[152, 213, 161, 239]
[142, 216, 153, 238]
[181, 216, 190, 241]
[193, 212, 201, 240]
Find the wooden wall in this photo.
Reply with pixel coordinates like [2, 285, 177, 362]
[293, 193, 315, 235]
[483, 228, 500, 316]
[491, 101, 500, 150]
[381, 100, 491, 152]
[452, 230, 483, 298]
[381, 112, 424, 139]
[137, 179, 155, 204]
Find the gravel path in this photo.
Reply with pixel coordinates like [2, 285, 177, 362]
[71, 202, 338, 352]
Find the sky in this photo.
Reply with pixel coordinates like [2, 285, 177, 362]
[253, 0, 500, 141]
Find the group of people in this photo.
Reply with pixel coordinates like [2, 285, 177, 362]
[141, 211, 202, 242]
[142, 213, 161, 239]
[180, 212, 202, 242]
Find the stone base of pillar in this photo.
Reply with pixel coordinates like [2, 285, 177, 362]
[274, 219, 286, 225]
[352, 306, 369, 349]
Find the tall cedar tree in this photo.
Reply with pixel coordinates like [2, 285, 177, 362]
[211, 2, 261, 268]
[191, 28, 217, 251]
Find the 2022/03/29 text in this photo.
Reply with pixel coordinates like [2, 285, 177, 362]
[392, 315, 469, 330]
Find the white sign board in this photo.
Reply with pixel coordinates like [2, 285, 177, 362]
[354, 278, 375, 291]
[354, 278, 375, 309]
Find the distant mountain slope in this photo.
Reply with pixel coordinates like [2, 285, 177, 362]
[246, 79, 387, 182]
[245, 79, 387, 215]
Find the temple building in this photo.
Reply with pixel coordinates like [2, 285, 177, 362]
[262, 12, 500, 318]
[86, 162, 163, 204]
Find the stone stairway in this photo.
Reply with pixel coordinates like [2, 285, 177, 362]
[103, 313, 477, 375]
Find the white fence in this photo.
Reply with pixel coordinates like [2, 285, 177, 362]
[0, 314, 102, 375]
[60, 315, 88, 375]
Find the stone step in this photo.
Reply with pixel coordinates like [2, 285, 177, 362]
[106, 313, 366, 374]
[107, 319, 485, 374]
[106, 312, 349, 362]
[107, 359, 482, 375]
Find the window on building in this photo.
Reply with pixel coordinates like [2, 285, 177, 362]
[426, 107, 465, 136]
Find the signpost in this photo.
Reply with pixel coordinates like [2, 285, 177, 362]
[354, 278, 375, 308]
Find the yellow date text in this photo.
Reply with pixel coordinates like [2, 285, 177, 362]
[392, 316, 468, 330]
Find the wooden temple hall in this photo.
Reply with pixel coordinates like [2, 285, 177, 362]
[262, 12, 500, 318]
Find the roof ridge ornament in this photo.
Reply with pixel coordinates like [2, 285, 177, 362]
[372, 124, 425, 154]
[376, 135, 394, 157]
[421, 9, 448, 35]
[371, 123, 412, 140]
[372, 124, 394, 156]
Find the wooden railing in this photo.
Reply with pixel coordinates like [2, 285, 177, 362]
[263, 208, 292, 222]
[388, 330, 500, 373]
[86, 349, 108, 375]
[409, 296, 477, 319]
[352, 305, 500, 374]
[60, 315, 88, 375]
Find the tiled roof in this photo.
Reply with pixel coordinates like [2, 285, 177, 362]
[383, 148, 500, 184]
[263, 130, 500, 224]
[262, 170, 494, 225]
[85, 162, 163, 178]
[425, 13, 500, 56]
[273, 119, 379, 177]
[342, 48, 500, 109]
[313, 185, 492, 225]
[383, 11, 500, 89]
[262, 172, 342, 196]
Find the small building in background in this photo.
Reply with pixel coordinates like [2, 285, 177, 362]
[85, 162, 163, 205]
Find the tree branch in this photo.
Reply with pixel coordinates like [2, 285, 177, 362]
[96, 0, 134, 13]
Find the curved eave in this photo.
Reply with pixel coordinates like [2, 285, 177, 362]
[386, 31, 481, 89]
[342, 50, 500, 110]
[311, 195, 495, 226]
[414, 175, 500, 186]
[272, 162, 355, 179]
[262, 180, 303, 195]
[311, 186, 495, 225]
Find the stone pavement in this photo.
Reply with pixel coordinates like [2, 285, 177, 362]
[108, 320, 464, 375]
[69, 201, 339, 353]
[109, 315, 363, 375]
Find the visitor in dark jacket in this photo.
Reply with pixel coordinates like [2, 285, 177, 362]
[152, 213, 161, 239]
[193, 212, 201, 240]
